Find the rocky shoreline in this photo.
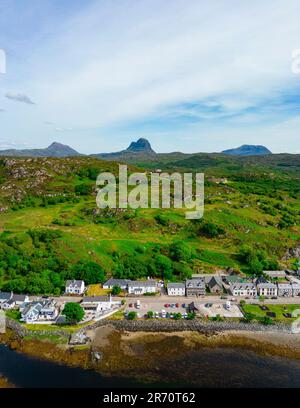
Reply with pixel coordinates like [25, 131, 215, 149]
[1, 317, 300, 386]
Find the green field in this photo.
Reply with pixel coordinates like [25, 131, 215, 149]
[0, 154, 299, 295]
[241, 304, 300, 323]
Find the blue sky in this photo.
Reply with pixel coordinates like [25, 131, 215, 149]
[0, 0, 300, 153]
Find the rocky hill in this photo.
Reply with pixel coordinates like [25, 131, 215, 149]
[222, 145, 272, 156]
[0, 142, 81, 158]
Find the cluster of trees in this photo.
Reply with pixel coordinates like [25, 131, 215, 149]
[114, 241, 195, 282]
[237, 245, 279, 275]
[0, 229, 198, 295]
[0, 229, 105, 295]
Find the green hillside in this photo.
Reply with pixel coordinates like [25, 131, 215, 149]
[0, 154, 299, 295]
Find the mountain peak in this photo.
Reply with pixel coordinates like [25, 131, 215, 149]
[222, 144, 272, 156]
[126, 138, 155, 154]
[46, 142, 80, 157]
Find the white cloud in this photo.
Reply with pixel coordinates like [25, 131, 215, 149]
[2, 0, 300, 152]
[5, 92, 35, 104]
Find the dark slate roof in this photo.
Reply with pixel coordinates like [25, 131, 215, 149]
[207, 276, 223, 289]
[128, 280, 157, 287]
[167, 282, 185, 289]
[82, 296, 110, 303]
[186, 278, 205, 288]
[66, 280, 84, 288]
[0, 292, 12, 301]
[12, 294, 28, 302]
[104, 278, 130, 286]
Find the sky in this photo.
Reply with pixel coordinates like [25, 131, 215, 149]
[0, 0, 300, 154]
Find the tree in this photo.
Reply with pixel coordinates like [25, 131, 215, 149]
[155, 255, 173, 279]
[259, 295, 265, 304]
[147, 310, 154, 318]
[75, 183, 92, 196]
[186, 312, 195, 320]
[71, 261, 105, 284]
[169, 241, 192, 262]
[62, 302, 84, 323]
[243, 312, 255, 323]
[261, 316, 273, 325]
[111, 285, 121, 296]
[127, 311, 137, 320]
[198, 221, 225, 238]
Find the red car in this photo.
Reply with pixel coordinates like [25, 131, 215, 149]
[164, 303, 170, 308]
[175, 303, 179, 308]
[129, 303, 133, 307]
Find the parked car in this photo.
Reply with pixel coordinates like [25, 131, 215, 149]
[182, 303, 186, 308]
[164, 303, 170, 308]
[220, 296, 228, 300]
[205, 303, 213, 308]
[271, 296, 277, 300]
[129, 303, 133, 307]
[175, 303, 179, 308]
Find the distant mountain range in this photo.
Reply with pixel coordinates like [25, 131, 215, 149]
[222, 144, 272, 156]
[0, 139, 272, 158]
[91, 138, 156, 161]
[0, 142, 81, 158]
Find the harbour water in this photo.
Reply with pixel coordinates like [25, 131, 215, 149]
[1, 344, 300, 388]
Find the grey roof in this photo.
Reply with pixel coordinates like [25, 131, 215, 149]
[257, 282, 277, 289]
[104, 278, 130, 286]
[264, 270, 286, 277]
[186, 278, 205, 289]
[128, 280, 157, 287]
[207, 276, 223, 288]
[66, 280, 84, 288]
[256, 276, 268, 285]
[12, 294, 28, 302]
[0, 292, 12, 301]
[4, 299, 15, 305]
[167, 282, 185, 289]
[277, 283, 292, 289]
[82, 296, 110, 303]
[230, 282, 256, 290]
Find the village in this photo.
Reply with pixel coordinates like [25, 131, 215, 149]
[1, 268, 300, 325]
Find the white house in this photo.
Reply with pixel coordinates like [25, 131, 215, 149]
[229, 283, 257, 297]
[292, 283, 300, 297]
[167, 282, 185, 296]
[81, 295, 120, 313]
[264, 270, 286, 279]
[277, 283, 293, 297]
[257, 283, 278, 297]
[0, 292, 13, 307]
[65, 280, 85, 295]
[103, 279, 130, 290]
[21, 299, 59, 323]
[128, 280, 157, 295]
[2, 294, 29, 310]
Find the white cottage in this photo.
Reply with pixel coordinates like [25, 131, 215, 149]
[65, 280, 85, 295]
[167, 282, 186, 296]
[128, 280, 157, 295]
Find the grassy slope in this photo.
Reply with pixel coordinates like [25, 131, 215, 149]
[0, 154, 299, 280]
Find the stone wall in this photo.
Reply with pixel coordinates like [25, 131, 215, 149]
[81, 318, 291, 334]
[6, 318, 70, 340]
